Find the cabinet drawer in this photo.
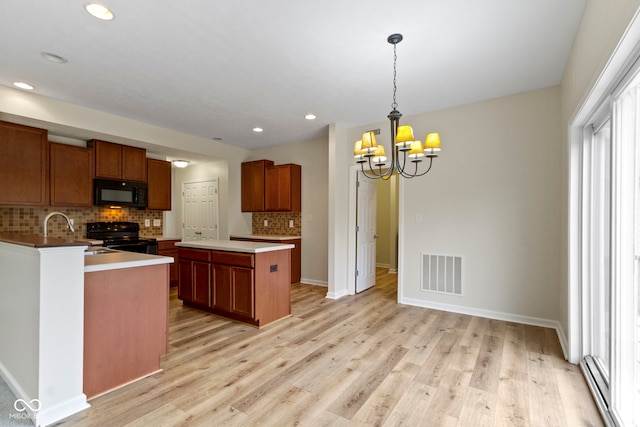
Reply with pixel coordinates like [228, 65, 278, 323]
[178, 248, 211, 262]
[158, 240, 179, 251]
[211, 251, 254, 268]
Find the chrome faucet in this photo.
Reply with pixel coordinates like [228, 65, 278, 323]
[43, 212, 75, 237]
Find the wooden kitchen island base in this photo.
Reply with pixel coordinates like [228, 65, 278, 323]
[176, 240, 293, 328]
[84, 264, 169, 400]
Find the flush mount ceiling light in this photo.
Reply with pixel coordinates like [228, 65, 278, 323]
[252, 127, 264, 133]
[41, 52, 68, 64]
[13, 82, 34, 90]
[84, 3, 114, 20]
[304, 114, 317, 120]
[172, 160, 190, 168]
[354, 33, 441, 180]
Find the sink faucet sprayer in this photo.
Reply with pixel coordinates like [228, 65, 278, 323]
[43, 212, 75, 237]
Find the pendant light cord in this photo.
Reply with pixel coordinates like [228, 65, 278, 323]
[392, 42, 398, 111]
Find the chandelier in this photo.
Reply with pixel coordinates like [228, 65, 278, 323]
[354, 33, 441, 180]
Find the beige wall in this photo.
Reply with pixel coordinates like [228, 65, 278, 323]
[376, 179, 391, 267]
[397, 87, 562, 321]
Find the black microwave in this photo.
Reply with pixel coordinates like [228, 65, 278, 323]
[94, 178, 147, 209]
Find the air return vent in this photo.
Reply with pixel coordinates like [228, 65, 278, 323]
[421, 254, 463, 295]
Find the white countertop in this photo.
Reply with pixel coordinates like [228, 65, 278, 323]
[229, 234, 301, 241]
[176, 239, 294, 253]
[84, 251, 174, 273]
[153, 236, 182, 241]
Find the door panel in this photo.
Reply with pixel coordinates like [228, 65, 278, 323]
[183, 179, 219, 240]
[356, 172, 377, 293]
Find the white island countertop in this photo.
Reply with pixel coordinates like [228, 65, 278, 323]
[229, 234, 301, 241]
[84, 251, 174, 273]
[176, 239, 294, 253]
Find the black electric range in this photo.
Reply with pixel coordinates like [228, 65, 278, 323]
[86, 222, 158, 255]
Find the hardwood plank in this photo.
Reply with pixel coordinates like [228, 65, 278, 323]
[328, 345, 408, 420]
[469, 334, 504, 393]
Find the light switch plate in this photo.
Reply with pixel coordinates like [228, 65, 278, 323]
[144, 219, 150, 227]
[153, 219, 161, 227]
[289, 220, 294, 228]
[264, 219, 268, 227]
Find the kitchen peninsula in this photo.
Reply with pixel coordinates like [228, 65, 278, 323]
[0, 233, 172, 426]
[176, 240, 294, 327]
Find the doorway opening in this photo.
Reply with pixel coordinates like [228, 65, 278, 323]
[351, 168, 399, 294]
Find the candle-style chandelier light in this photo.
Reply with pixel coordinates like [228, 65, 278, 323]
[354, 33, 441, 180]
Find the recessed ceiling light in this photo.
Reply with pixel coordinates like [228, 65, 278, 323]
[85, 3, 114, 20]
[13, 82, 34, 90]
[253, 127, 264, 133]
[41, 52, 68, 64]
[304, 114, 317, 120]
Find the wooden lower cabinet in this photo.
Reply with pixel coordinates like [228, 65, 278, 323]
[212, 262, 255, 318]
[178, 247, 290, 327]
[157, 240, 180, 286]
[178, 248, 211, 306]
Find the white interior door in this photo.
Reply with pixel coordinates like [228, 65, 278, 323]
[183, 179, 219, 240]
[356, 172, 377, 293]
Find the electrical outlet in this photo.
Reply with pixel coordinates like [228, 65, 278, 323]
[289, 220, 294, 228]
[144, 219, 150, 227]
[153, 219, 161, 227]
[264, 219, 268, 227]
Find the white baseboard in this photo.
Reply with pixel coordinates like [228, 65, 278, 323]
[400, 297, 569, 360]
[326, 288, 349, 299]
[299, 278, 327, 287]
[0, 361, 90, 427]
[37, 395, 90, 427]
[376, 263, 390, 269]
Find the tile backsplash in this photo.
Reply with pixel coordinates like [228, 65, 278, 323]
[0, 206, 164, 239]
[252, 212, 301, 236]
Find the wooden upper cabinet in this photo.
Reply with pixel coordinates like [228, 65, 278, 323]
[122, 145, 147, 182]
[147, 158, 171, 210]
[241, 159, 273, 212]
[50, 142, 94, 207]
[0, 121, 49, 206]
[89, 140, 147, 182]
[265, 164, 301, 212]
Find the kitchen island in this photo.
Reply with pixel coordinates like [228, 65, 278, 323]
[176, 240, 293, 327]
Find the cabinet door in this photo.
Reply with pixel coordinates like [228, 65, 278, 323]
[122, 145, 147, 182]
[212, 263, 232, 312]
[50, 143, 94, 207]
[147, 159, 171, 210]
[193, 261, 211, 307]
[0, 121, 49, 206]
[92, 140, 122, 179]
[241, 160, 273, 212]
[178, 259, 194, 301]
[231, 267, 254, 317]
[265, 164, 301, 212]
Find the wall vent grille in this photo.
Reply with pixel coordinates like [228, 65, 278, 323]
[421, 254, 463, 295]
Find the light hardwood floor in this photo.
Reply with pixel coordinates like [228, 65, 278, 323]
[56, 269, 603, 427]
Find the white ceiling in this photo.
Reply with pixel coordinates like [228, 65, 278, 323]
[1, 0, 586, 151]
